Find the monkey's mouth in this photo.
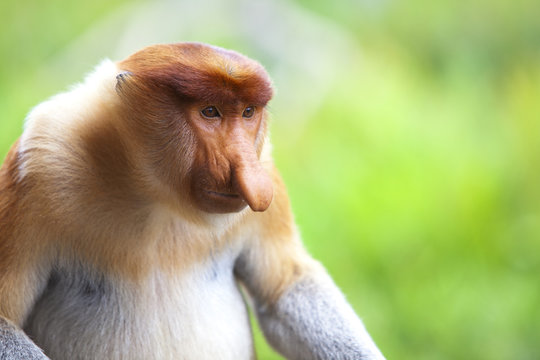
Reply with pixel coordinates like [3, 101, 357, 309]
[206, 190, 241, 199]
[193, 187, 247, 213]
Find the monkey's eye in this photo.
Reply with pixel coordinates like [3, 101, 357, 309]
[201, 106, 221, 118]
[242, 106, 255, 119]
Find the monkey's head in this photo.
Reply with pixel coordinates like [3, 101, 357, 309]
[115, 43, 274, 214]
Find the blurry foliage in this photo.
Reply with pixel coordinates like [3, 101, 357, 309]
[273, 1, 540, 359]
[0, 0, 135, 151]
[1, 0, 539, 359]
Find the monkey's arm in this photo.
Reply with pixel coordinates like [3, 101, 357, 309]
[235, 170, 385, 360]
[0, 317, 48, 359]
[0, 140, 50, 360]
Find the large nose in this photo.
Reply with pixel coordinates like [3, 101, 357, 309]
[226, 133, 273, 212]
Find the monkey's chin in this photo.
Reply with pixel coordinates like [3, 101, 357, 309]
[193, 190, 248, 214]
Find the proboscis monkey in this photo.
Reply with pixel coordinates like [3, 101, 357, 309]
[0, 42, 385, 360]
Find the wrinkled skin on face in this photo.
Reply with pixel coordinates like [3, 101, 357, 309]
[187, 104, 273, 213]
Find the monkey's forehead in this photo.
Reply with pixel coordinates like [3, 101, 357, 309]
[117, 43, 274, 106]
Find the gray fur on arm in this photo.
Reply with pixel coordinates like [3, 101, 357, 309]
[256, 274, 385, 360]
[0, 317, 49, 360]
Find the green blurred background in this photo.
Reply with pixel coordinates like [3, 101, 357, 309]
[1, 0, 539, 359]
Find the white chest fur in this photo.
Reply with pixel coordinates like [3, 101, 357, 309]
[24, 247, 254, 360]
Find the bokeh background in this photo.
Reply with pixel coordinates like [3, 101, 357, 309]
[1, 0, 539, 359]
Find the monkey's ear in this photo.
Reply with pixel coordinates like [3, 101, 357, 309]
[115, 71, 134, 94]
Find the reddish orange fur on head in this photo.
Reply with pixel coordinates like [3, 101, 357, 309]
[117, 42, 273, 107]
[115, 43, 274, 214]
